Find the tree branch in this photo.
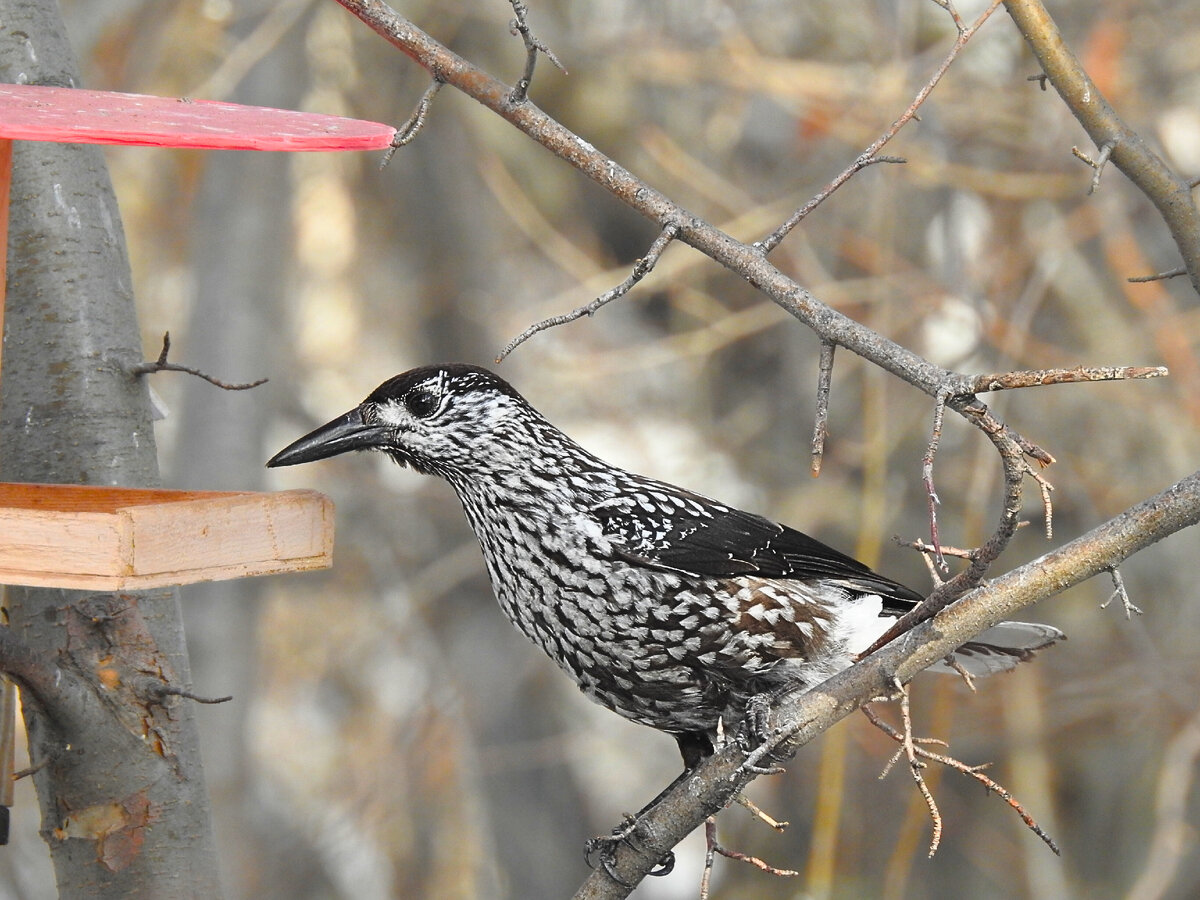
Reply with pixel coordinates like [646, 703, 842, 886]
[132, 331, 268, 390]
[1004, 0, 1200, 296]
[497, 223, 679, 361]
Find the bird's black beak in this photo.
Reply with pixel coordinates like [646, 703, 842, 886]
[266, 407, 387, 467]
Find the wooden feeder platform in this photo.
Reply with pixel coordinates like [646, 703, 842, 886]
[0, 483, 332, 590]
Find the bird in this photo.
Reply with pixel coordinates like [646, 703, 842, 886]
[267, 363, 1062, 777]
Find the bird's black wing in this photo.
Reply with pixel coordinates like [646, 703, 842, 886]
[592, 484, 925, 613]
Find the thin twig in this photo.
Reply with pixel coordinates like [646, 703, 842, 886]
[1100, 565, 1143, 618]
[735, 794, 789, 832]
[898, 536, 980, 562]
[863, 695, 1061, 856]
[756, 0, 1003, 253]
[701, 815, 798, 896]
[1128, 266, 1187, 283]
[381, 78, 443, 167]
[811, 341, 836, 477]
[899, 680, 942, 855]
[12, 754, 51, 781]
[132, 333, 268, 391]
[963, 365, 1168, 393]
[922, 392, 950, 573]
[1072, 140, 1117, 194]
[149, 685, 234, 705]
[928, 0, 966, 34]
[1025, 462, 1055, 540]
[507, 0, 566, 104]
[943, 656, 978, 691]
[754, 156, 905, 254]
[497, 223, 679, 361]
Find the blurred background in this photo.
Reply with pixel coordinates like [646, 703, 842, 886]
[2, 0, 1198, 896]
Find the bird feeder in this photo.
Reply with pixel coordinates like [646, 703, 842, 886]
[0, 83, 398, 835]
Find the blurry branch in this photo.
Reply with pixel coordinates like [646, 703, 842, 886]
[756, 0, 1002, 254]
[188, 0, 313, 100]
[1129, 266, 1187, 284]
[576, 468, 1200, 897]
[1125, 702, 1200, 900]
[132, 332, 268, 391]
[1004, 0, 1200, 297]
[498, 223, 679, 360]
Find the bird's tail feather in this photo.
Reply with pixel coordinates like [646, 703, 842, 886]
[929, 621, 1065, 678]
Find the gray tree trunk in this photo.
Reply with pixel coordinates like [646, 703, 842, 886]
[0, 1, 221, 896]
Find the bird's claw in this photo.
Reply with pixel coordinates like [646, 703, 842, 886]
[585, 813, 676, 883]
[733, 694, 791, 777]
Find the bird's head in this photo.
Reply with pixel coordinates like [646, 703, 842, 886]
[266, 363, 541, 478]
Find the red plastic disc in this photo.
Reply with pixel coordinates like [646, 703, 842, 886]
[0, 84, 396, 151]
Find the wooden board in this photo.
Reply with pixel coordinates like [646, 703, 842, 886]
[0, 483, 333, 589]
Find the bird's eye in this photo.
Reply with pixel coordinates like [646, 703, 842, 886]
[404, 387, 440, 419]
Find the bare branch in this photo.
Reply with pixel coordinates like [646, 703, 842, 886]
[700, 816, 798, 898]
[132, 332, 268, 391]
[1128, 266, 1188, 283]
[963, 365, 1168, 393]
[497, 223, 679, 361]
[863, 700, 1060, 855]
[810, 340, 836, 477]
[1006, 0, 1200, 296]
[928, 0, 967, 35]
[898, 535, 982, 563]
[733, 794, 789, 832]
[507, 0, 566, 104]
[331, 1, 1053, 479]
[380, 78, 443, 167]
[1072, 140, 1116, 194]
[139, 680, 235, 706]
[922, 391, 951, 573]
[755, 156, 906, 254]
[1026, 462, 1055, 540]
[894, 679, 943, 855]
[1100, 566, 1143, 618]
[756, 0, 1003, 254]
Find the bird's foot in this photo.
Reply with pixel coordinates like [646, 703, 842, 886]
[735, 694, 792, 777]
[585, 813, 676, 884]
